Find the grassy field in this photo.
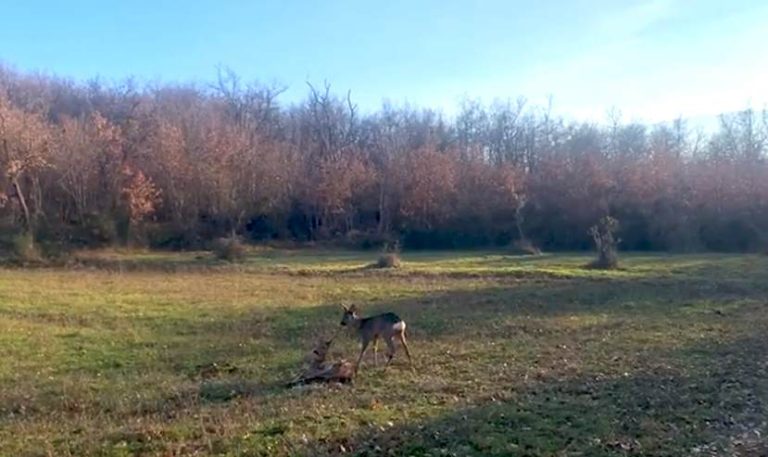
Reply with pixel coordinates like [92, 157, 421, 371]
[1, 250, 767, 456]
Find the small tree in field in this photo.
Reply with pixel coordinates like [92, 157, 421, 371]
[588, 216, 620, 269]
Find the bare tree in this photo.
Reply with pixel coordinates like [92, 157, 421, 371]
[0, 94, 51, 234]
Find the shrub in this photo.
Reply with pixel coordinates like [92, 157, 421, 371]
[32, 214, 117, 248]
[82, 213, 119, 246]
[371, 239, 402, 268]
[11, 233, 42, 264]
[211, 236, 247, 262]
[146, 223, 201, 250]
[373, 253, 401, 269]
[510, 238, 541, 256]
[587, 216, 620, 269]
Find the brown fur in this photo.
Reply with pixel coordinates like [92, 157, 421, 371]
[287, 338, 354, 387]
[340, 304, 413, 372]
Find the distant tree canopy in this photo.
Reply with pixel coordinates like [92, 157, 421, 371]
[1, 64, 767, 252]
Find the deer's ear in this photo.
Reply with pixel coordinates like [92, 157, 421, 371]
[349, 304, 358, 313]
[340, 303, 348, 311]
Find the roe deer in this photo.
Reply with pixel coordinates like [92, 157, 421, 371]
[339, 304, 412, 371]
[287, 338, 354, 387]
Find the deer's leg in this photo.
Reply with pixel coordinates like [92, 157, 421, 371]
[398, 331, 413, 366]
[384, 337, 396, 366]
[355, 339, 370, 373]
[373, 336, 379, 367]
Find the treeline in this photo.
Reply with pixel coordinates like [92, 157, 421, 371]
[1, 65, 767, 253]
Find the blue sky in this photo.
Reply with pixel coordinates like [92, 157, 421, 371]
[1, 0, 767, 124]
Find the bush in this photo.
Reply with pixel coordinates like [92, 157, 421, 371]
[82, 213, 119, 246]
[509, 238, 541, 256]
[587, 216, 620, 269]
[373, 253, 401, 269]
[33, 214, 117, 248]
[146, 223, 201, 250]
[11, 233, 42, 264]
[371, 239, 402, 268]
[211, 236, 247, 262]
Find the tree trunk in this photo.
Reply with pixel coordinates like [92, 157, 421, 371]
[514, 198, 528, 241]
[11, 177, 32, 234]
[377, 183, 387, 235]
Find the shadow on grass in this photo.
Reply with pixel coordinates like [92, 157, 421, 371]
[12, 265, 764, 369]
[61, 332, 768, 456]
[4, 263, 766, 429]
[4, 258, 768, 457]
[126, 274, 768, 413]
[291, 335, 768, 456]
[175, 270, 768, 353]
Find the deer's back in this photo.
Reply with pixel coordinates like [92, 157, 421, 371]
[360, 312, 404, 337]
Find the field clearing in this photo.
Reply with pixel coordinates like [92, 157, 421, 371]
[1, 250, 767, 456]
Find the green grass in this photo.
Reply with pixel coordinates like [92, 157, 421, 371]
[1, 250, 767, 456]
